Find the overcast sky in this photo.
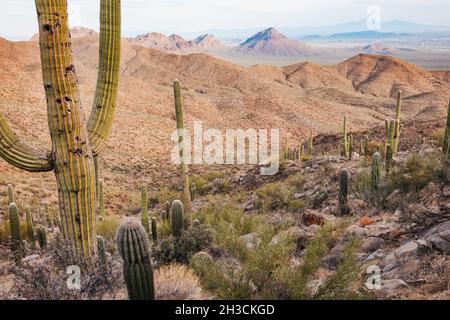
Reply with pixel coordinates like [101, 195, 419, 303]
[1, 0, 449, 40]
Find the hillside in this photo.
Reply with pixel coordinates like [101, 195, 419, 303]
[0, 35, 449, 213]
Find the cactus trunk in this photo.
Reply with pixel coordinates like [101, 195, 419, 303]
[173, 80, 192, 214]
[25, 207, 36, 247]
[339, 169, 350, 215]
[9, 203, 22, 260]
[171, 200, 184, 237]
[141, 185, 150, 234]
[371, 152, 381, 190]
[151, 217, 158, 243]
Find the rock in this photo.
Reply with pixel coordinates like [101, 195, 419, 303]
[305, 224, 320, 238]
[382, 279, 410, 291]
[364, 249, 385, 262]
[383, 259, 420, 280]
[240, 233, 261, 250]
[422, 221, 450, 253]
[385, 189, 403, 209]
[345, 225, 369, 238]
[270, 227, 307, 248]
[384, 239, 432, 266]
[361, 237, 385, 253]
[301, 210, 324, 227]
[322, 238, 347, 270]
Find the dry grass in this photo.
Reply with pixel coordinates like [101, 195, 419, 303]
[155, 264, 211, 300]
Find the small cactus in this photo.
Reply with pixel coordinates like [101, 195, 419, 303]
[25, 207, 35, 247]
[9, 203, 22, 259]
[44, 203, 53, 228]
[190, 182, 197, 201]
[6, 184, 14, 205]
[165, 201, 171, 221]
[116, 220, 155, 300]
[151, 217, 158, 243]
[444, 100, 450, 159]
[348, 134, 353, 161]
[283, 136, 289, 160]
[37, 227, 47, 250]
[97, 236, 108, 273]
[171, 200, 184, 237]
[339, 169, 350, 215]
[341, 116, 350, 159]
[98, 180, 106, 217]
[141, 185, 150, 234]
[371, 152, 381, 191]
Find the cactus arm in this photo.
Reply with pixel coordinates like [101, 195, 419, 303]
[87, 0, 121, 156]
[0, 113, 53, 172]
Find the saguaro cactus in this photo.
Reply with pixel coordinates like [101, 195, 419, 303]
[25, 207, 36, 247]
[9, 203, 22, 258]
[444, 100, 450, 159]
[141, 185, 150, 234]
[97, 236, 108, 273]
[393, 91, 403, 153]
[385, 119, 396, 174]
[98, 180, 106, 217]
[171, 200, 184, 237]
[6, 184, 14, 205]
[371, 152, 381, 191]
[116, 220, 155, 300]
[341, 116, 350, 159]
[151, 217, 158, 243]
[173, 80, 192, 214]
[37, 226, 47, 250]
[0, 0, 121, 259]
[339, 169, 350, 215]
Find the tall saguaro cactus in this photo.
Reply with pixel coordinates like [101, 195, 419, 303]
[173, 80, 192, 214]
[0, 0, 121, 260]
[341, 116, 350, 159]
[393, 91, 403, 153]
[444, 100, 450, 159]
[141, 184, 150, 234]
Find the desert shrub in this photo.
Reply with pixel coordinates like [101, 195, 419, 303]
[153, 225, 214, 265]
[366, 140, 385, 158]
[431, 129, 445, 147]
[190, 174, 211, 196]
[157, 187, 180, 205]
[11, 236, 123, 300]
[285, 174, 306, 192]
[154, 264, 209, 300]
[254, 182, 305, 214]
[97, 215, 121, 241]
[311, 191, 329, 209]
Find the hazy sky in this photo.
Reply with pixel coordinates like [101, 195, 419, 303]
[1, 0, 449, 40]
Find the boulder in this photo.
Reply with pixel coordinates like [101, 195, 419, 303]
[384, 239, 432, 266]
[422, 221, 450, 253]
[270, 227, 308, 248]
[361, 237, 385, 253]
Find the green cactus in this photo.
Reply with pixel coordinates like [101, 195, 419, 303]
[171, 200, 184, 237]
[0, 0, 121, 259]
[348, 134, 353, 161]
[371, 152, 381, 191]
[44, 203, 53, 228]
[141, 184, 150, 234]
[25, 207, 35, 247]
[341, 116, 350, 159]
[97, 236, 108, 273]
[6, 184, 14, 205]
[98, 180, 106, 217]
[9, 203, 22, 259]
[165, 201, 171, 221]
[37, 226, 47, 250]
[363, 136, 369, 157]
[385, 119, 396, 174]
[444, 100, 450, 159]
[116, 220, 155, 300]
[339, 169, 350, 215]
[190, 182, 197, 201]
[393, 90, 403, 153]
[283, 136, 289, 160]
[94, 156, 99, 208]
[309, 132, 314, 156]
[151, 217, 158, 243]
[174, 80, 193, 214]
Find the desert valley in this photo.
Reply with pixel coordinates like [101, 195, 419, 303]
[0, 1, 449, 302]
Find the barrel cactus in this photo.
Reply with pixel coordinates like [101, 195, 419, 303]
[116, 220, 155, 300]
[25, 207, 36, 247]
[339, 169, 350, 215]
[9, 203, 22, 258]
[171, 200, 184, 237]
[174, 80, 192, 214]
[371, 152, 381, 191]
[0, 0, 121, 260]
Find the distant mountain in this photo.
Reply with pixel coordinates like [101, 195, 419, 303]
[133, 32, 196, 53]
[230, 27, 318, 57]
[300, 31, 404, 41]
[349, 43, 415, 55]
[30, 26, 97, 41]
[190, 34, 231, 52]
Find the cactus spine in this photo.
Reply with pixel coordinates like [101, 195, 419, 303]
[171, 200, 184, 237]
[37, 226, 47, 250]
[141, 185, 150, 234]
[6, 184, 14, 205]
[97, 236, 108, 272]
[0, 0, 121, 259]
[341, 116, 350, 159]
[174, 80, 192, 214]
[9, 203, 22, 259]
[339, 169, 350, 215]
[116, 220, 155, 300]
[444, 100, 450, 159]
[151, 217, 158, 243]
[25, 207, 35, 247]
[371, 152, 381, 191]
